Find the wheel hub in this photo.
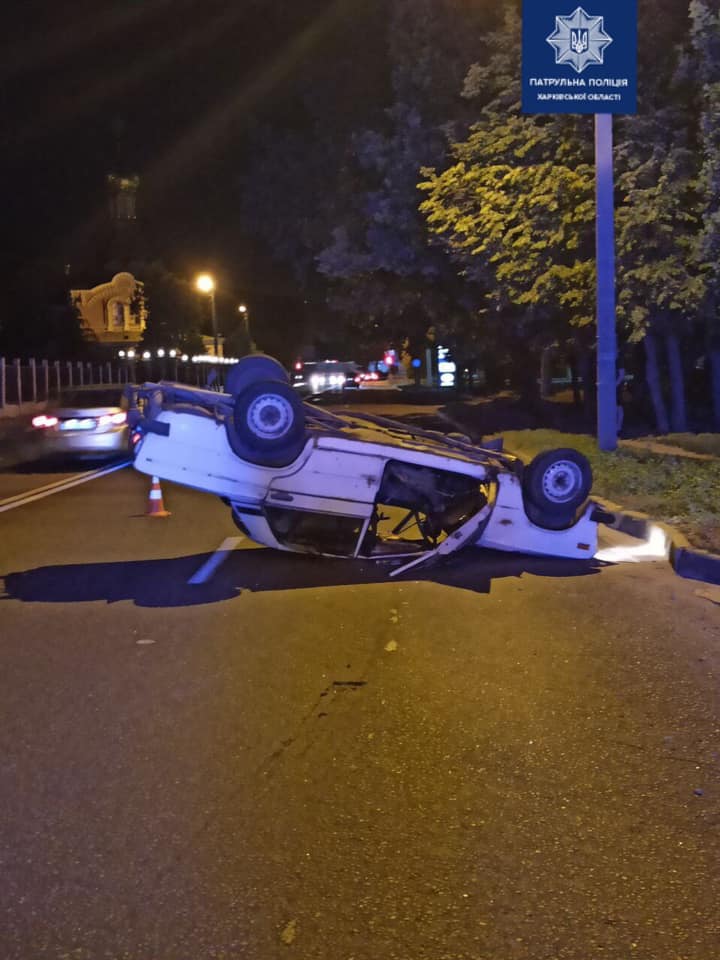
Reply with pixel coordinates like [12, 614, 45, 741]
[246, 393, 292, 440]
[541, 460, 582, 504]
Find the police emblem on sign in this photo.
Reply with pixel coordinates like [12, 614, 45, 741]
[547, 7, 612, 73]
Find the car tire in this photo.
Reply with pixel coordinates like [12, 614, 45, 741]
[522, 448, 592, 516]
[523, 499, 578, 531]
[225, 354, 290, 396]
[230, 379, 306, 466]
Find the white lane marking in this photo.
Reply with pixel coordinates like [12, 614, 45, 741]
[187, 536, 245, 585]
[0, 460, 131, 513]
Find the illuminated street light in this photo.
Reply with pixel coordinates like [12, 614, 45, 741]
[196, 273, 219, 357]
[195, 273, 214, 294]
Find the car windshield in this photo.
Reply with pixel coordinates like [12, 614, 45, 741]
[56, 390, 123, 408]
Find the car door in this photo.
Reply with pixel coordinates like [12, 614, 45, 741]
[388, 500, 493, 577]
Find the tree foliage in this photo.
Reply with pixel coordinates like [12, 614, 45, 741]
[316, 0, 499, 353]
[0, 260, 89, 359]
[417, 6, 597, 394]
[690, 0, 720, 330]
[231, 0, 720, 427]
[417, 1, 719, 427]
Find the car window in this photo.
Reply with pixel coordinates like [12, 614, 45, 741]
[265, 507, 364, 555]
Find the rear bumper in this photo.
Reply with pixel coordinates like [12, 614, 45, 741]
[40, 428, 128, 455]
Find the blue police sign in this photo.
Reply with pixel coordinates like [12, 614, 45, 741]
[522, 1, 637, 114]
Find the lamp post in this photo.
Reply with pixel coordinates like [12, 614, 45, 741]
[195, 273, 218, 357]
[238, 302, 249, 338]
[237, 303, 256, 352]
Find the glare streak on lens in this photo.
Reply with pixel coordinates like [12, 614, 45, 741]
[594, 526, 669, 563]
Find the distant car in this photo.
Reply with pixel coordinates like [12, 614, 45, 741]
[126, 354, 612, 570]
[356, 369, 400, 390]
[291, 360, 359, 395]
[31, 387, 129, 458]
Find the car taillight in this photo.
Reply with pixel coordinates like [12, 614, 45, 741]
[97, 412, 127, 427]
[32, 415, 59, 429]
[129, 427, 147, 457]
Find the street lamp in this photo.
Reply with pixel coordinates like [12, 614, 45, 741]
[196, 273, 219, 357]
[237, 302, 255, 351]
[237, 302, 249, 335]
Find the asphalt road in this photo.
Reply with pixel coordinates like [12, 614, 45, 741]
[0, 454, 718, 960]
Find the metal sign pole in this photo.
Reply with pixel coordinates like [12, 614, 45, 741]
[594, 113, 618, 451]
[522, 1, 636, 453]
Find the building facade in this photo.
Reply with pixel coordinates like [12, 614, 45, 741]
[71, 271, 147, 347]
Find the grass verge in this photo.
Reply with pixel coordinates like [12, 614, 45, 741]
[647, 433, 720, 457]
[498, 429, 720, 555]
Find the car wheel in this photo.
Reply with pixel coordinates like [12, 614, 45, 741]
[231, 379, 306, 466]
[522, 448, 592, 515]
[225, 354, 290, 396]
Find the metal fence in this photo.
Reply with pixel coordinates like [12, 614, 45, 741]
[0, 356, 224, 412]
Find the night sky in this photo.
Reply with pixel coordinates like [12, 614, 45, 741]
[1, 1, 375, 301]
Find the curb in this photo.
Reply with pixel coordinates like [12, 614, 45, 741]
[438, 406, 720, 589]
[670, 545, 720, 586]
[591, 497, 658, 543]
[591, 497, 720, 587]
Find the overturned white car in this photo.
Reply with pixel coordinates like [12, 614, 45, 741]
[126, 355, 611, 574]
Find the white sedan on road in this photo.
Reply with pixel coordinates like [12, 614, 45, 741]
[126, 355, 610, 573]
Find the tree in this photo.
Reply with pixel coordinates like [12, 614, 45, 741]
[612, 0, 700, 433]
[615, 115, 700, 433]
[139, 263, 205, 356]
[418, 7, 596, 400]
[690, 0, 720, 427]
[237, 0, 390, 356]
[317, 0, 499, 356]
[0, 260, 89, 359]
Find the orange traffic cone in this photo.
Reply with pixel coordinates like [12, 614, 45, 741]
[146, 476, 171, 518]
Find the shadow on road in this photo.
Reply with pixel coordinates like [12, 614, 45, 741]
[1, 547, 605, 608]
